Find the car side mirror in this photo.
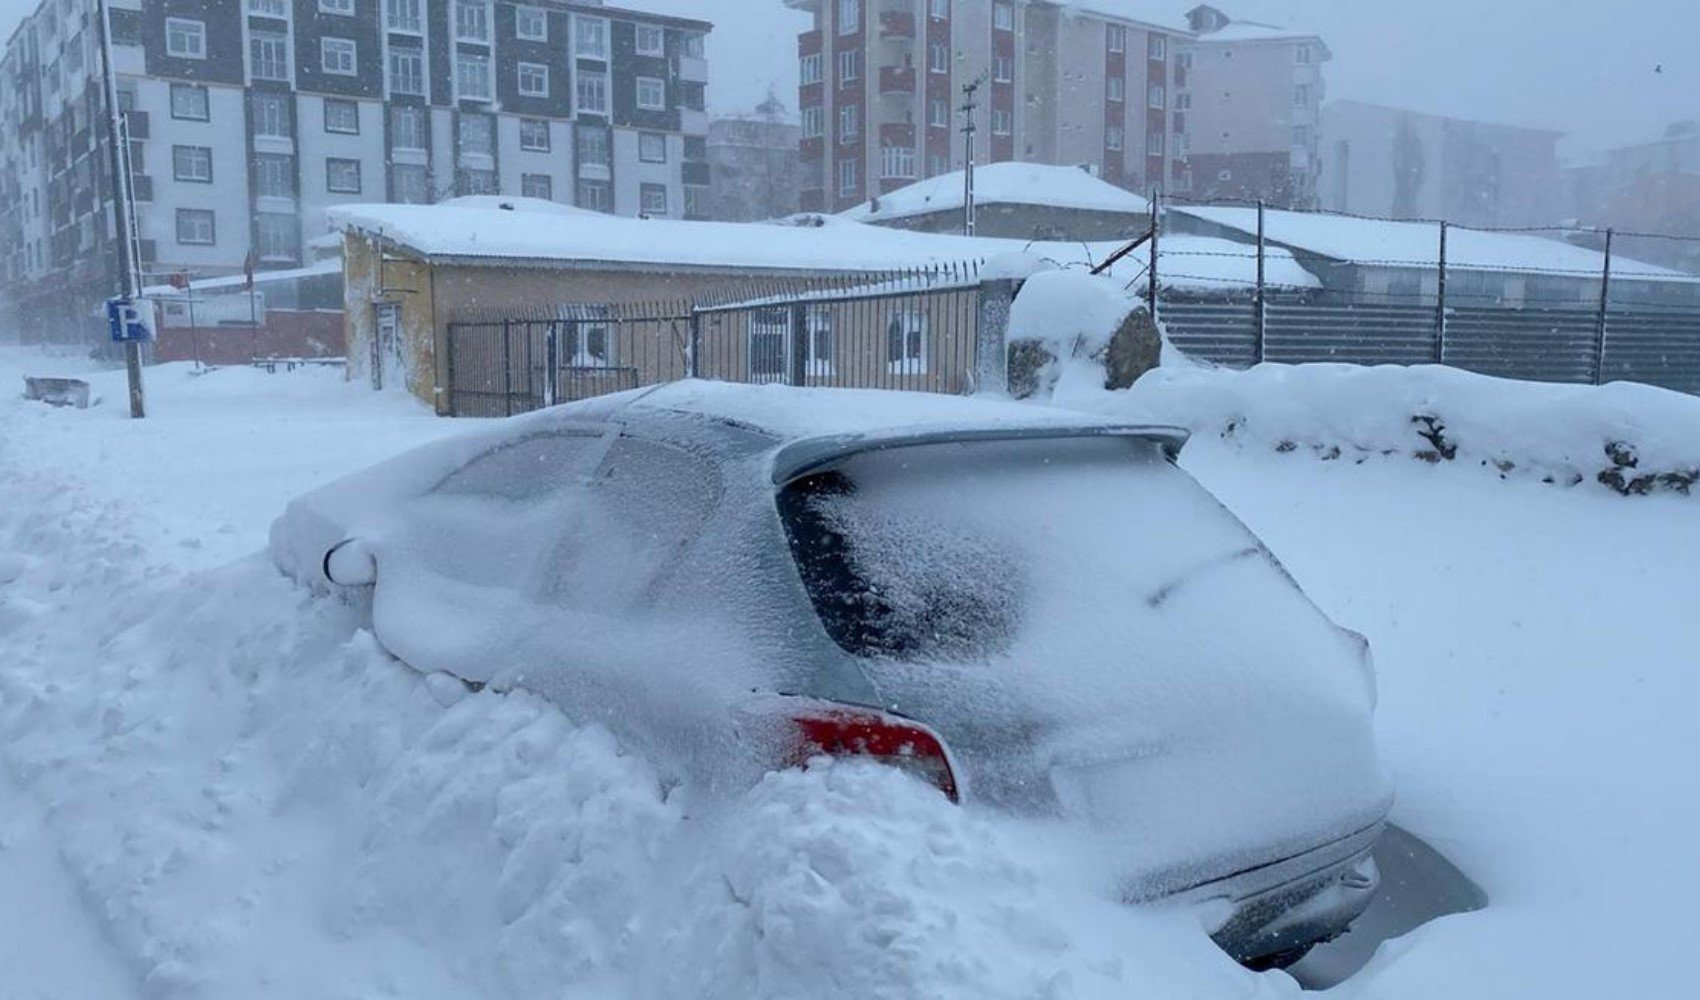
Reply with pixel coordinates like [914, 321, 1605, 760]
[323, 538, 378, 587]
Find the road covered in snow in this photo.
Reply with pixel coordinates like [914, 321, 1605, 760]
[1, 345, 1695, 998]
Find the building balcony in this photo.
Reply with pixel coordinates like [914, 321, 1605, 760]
[676, 55, 708, 83]
[879, 65, 917, 95]
[124, 110, 149, 140]
[879, 10, 916, 39]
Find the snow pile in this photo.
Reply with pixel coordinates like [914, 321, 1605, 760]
[1081, 362, 1700, 496]
[1006, 267, 1159, 397]
[841, 162, 1150, 223]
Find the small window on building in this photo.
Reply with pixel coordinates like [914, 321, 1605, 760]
[801, 105, 824, 138]
[319, 0, 355, 16]
[175, 208, 215, 245]
[929, 0, 949, 17]
[515, 5, 548, 41]
[1105, 126, 1123, 151]
[521, 173, 553, 200]
[460, 167, 498, 194]
[455, 0, 490, 42]
[326, 157, 362, 193]
[640, 183, 668, 215]
[1107, 24, 1125, 52]
[1147, 132, 1164, 156]
[636, 24, 665, 57]
[165, 17, 205, 59]
[252, 93, 292, 138]
[324, 98, 359, 134]
[636, 76, 666, 110]
[458, 52, 492, 101]
[577, 178, 611, 211]
[387, 0, 424, 33]
[886, 310, 928, 374]
[519, 118, 551, 151]
[393, 163, 430, 203]
[929, 42, 948, 73]
[458, 112, 495, 156]
[838, 50, 860, 83]
[575, 15, 608, 58]
[250, 30, 290, 81]
[577, 123, 610, 164]
[991, 109, 1011, 135]
[838, 0, 859, 34]
[517, 61, 549, 97]
[1148, 34, 1167, 60]
[389, 48, 424, 95]
[170, 83, 208, 121]
[639, 132, 667, 163]
[392, 106, 427, 150]
[682, 32, 706, 58]
[1148, 85, 1165, 109]
[172, 144, 212, 183]
[576, 73, 609, 115]
[839, 104, 860, 140]
[800, 53, 823, 85]
[838, 158, 859, 197]
[321, 37, 358, 77]
[1107, 76, 1124, 102]
[256, 212, 298, 261]
[992, 1, 1013, 31]
[928, 98, 948, 128]
[1294, 84, 1310, 106]
[1296, 44, 1312, 65]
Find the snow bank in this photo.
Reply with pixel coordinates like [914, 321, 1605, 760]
[1006, 268, 1160, 397]
[1079, 362, 1700, 496]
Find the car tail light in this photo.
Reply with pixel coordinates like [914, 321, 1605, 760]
[777, 700, 960, 803]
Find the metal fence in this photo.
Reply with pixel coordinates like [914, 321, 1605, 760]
[443, 264, 1004, 417]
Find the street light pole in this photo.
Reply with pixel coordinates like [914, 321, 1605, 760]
[959, 74, 985, 237]
[95, 0, 145, 418]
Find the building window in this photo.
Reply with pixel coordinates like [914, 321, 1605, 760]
[392, 106, 427, 150]
[928, 98, 948, 127]
[1178, 51, 1193, 70]
[455, 0, 490, 42]
[521, 173, 552, 200]
[1105, 125, 1123, 151]
[837, 158, 858, 196]
[515, 5, 547, 41]
[1147, 132, 1164, 156]
[886, 310, 927, 374]
[1174, 133, 1189, 158]
[800, 53, 822, 85]
[682, 32, 705, 58]
[801, 105, 824, 138]
[461, 168, 497, 194]
[1107, 76, 1124, 102]
[993, 55, 1013, 81]
[577, 123, 610, 165]
[576, 73, 609, 115]
[838, 0, 859, 34]
[838, 50, 860, 83]
[321, 37, 357, 76]
[636, 76, 666, 110]
[1294, 84, 1310, 106]
[251, 31, 290, 81]
[457, 51, 492, 100]
[326, 157, 362, 193]
[458, 113, 494, 156]
[519, 118, 550, 151]
[250, 0, 287, 14]
[169, 83, 208, 121]
[1107, 24, 1125, 52]
[636, 24, 665, 57]
[393, 163, 429, 203]
[254, 153, 295, 197]
[1148, 85, 1166, 109]
[175, 208, 214, 245]
[928, 43, 948, 74]
[1175, 91, 1192, 111]
[387, 0, 423, 33]
[992, 1, 1013, 31]
[991, 109, 1011, 135]
[165, 18, 205, 59]
[1296, 44, 1312, 65]
[256, 213, 298, 261]
[930, 0, 949, 16]
[252, 93, 292, 138]
[575, 15, 608, 58]
[576, 179, 610, 211]
[1293, 124, 1312, 147]
[880, 145, 915, 179]
[171, 145, 212, 183]
[389, 48, 424, 95]
[319, 0, 354, 15]
[517, 62, 549, 97]
[839, 105, 859, 141]
[639, 132, 667, 163]
[640, 183, 668, 215]
[323, 98, 359, 134]
[1148, 34, 1167, 60]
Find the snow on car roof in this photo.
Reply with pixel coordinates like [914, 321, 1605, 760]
[840, 162, 1151, 223]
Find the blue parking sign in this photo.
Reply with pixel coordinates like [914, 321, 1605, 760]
[107, 298, 155, 344]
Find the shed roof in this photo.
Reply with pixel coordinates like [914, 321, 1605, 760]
[841, 162, 1151, 224]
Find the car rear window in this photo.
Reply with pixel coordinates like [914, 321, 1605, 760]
[778, 436, 1275, 663]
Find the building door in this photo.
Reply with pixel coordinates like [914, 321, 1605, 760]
[373, 303, 404, 391]
[749, 307, 791, 384]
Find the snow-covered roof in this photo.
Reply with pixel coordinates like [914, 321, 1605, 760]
[329, 202, 1319, 290]
[1053, 0, 1322, 41]
[1173, 205, 1698, 281]
[841, 163, 1151, 224]
[142, 259, 342, 299]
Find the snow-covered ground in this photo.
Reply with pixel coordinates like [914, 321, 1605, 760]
[2, 346, 1694, 998]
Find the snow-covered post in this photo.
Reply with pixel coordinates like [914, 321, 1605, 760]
[1254, 200, 1267, 364]
[788, 302, 809, 387]
[1595, 228, 1614, 385]
[975, 278, 1017, 395]
[688, 310, 702, 379]
[1436, 221, 1449, 364]
[1147, 189, 1161, 322]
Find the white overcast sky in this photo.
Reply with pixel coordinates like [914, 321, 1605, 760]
[7, 0, 1694, 158]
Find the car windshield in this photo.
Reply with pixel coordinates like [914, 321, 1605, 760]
[779, 435, 1284, 663]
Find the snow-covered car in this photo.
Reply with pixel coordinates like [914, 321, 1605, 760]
[270, 380, 1392, 968]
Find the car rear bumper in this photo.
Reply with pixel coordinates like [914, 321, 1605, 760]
[1169, 822, 1384, 963]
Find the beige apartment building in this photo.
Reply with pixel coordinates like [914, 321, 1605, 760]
[786, 0, 1193, 212]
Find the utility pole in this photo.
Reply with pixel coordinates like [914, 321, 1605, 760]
[1595, 228, 1614, 384]
[1254, 199, 1267, 364]
[1436, 221, 1449, 364]
[96, 0, 145, 418]
[959, 74, 985, 236]
[1147, 188, 1161, 319]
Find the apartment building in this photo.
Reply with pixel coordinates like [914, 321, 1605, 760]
[707, 97, 803, 221]
[0, 0, 711, 338]
[786, 0, 1192, 213]
[1175, 4, 1328, 208]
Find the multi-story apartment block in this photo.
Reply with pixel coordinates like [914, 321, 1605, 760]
[786, 0, 1192, 213]
[707, 96, 803, 221]
[0, 0, 712, 339]
[1175, 4, 1328, 208]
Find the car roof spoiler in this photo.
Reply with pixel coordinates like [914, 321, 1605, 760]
[771, 423, 1191, 486]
